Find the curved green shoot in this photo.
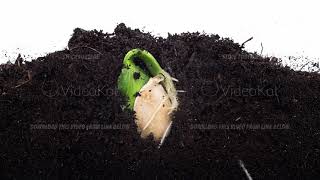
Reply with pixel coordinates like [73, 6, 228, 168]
[123, 49, 162, 76]
[117, 49, 178, 111]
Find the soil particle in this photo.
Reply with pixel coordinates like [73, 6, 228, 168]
[133, 72, 140, 80]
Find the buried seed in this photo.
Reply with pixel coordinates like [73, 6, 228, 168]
[134, 74, 175, 140]
[118, 49, 178, 144]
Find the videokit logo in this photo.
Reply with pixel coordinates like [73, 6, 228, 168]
[200, 80, 279, 97]
[41, 80, 118, 97]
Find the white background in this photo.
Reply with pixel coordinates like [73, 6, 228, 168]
[0, 0, 319, 71]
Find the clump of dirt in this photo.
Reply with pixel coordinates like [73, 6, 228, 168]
[1, 23, 320, 179]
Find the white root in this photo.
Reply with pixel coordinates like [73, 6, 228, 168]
[158, 121, 173, 149]
[171, 77, 179, 82]
[177, 90, 186, 93]
[239, 160, 253, 180]
[134, 74, 178, 141]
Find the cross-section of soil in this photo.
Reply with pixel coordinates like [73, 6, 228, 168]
[1, 23, 319, 179]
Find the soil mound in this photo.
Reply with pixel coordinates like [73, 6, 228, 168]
[1, 23, 320, 179]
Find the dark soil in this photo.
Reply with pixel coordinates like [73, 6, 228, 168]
[1, 23, 320, 179]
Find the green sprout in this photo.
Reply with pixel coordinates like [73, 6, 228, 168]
[117, 49, 178, 111]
